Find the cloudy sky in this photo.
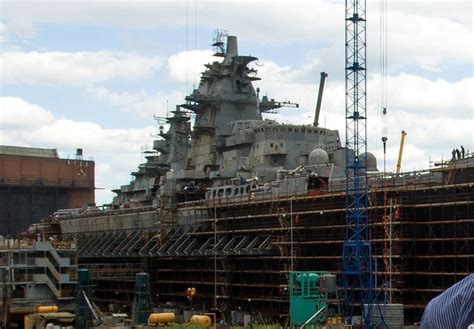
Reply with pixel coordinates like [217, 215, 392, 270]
[1, 0, 472, 205]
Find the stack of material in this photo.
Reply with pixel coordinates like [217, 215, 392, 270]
[369, 303, 404, 329]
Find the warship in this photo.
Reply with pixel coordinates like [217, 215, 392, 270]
[16, 33, 474, 326]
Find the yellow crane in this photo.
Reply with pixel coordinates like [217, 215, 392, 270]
[396, 130, 407, 176]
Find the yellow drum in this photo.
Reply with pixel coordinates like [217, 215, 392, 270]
[190, 315, 212, 327]
[36, 305, 58, 313]
[148, 312, 175, 325]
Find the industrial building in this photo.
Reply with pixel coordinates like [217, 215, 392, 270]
[0, 145, 95, 236]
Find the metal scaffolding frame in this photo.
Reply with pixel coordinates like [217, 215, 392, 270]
[54, 162, 474, 324]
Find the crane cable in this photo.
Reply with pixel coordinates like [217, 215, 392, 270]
[378, 0, 392, 306]
[185, 0, 199, 98]
[379, 0, 388, 137]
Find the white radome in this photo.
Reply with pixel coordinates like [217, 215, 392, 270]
[361, 152, 377, 170]
[308, 149, 329, 165]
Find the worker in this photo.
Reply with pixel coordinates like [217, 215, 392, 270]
[461, 145, 465, 158]
[420, 274, 474, 329]
[455, 148, 461, 160]
[452, 149, 456, 160]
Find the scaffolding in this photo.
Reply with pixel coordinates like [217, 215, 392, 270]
[58, 159, 474, 324]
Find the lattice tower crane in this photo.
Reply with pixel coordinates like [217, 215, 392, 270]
[342, 0, 374, 327]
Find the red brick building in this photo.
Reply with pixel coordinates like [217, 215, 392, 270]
[0, 145, 95, 236]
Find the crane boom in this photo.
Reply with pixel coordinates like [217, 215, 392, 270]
[396, 130, 407, 175]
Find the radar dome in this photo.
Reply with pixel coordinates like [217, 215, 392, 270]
[361, 152, 377, 171]
[308, 149, 329, 165]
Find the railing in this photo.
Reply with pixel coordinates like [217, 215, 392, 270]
[36, 258, 62, 282]
[0, 240, 76, 250]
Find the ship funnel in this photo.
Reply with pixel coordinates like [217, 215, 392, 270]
[225, 36, 239, 59]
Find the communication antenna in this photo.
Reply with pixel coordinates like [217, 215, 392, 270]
[212, 29, 228, 57]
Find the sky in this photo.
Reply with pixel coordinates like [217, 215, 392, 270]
[0, 0, 473, 205]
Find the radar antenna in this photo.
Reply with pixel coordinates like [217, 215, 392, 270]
[212, 29, 228, 57]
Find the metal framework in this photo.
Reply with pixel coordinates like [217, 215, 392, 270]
[67, 164, 473, 324]
[342, 0, 374, 326]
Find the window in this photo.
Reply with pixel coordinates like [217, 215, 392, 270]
[218, 189, 224, 197]
[225, 187, 232, 196]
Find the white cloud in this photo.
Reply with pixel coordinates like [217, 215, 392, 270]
[0, 97, 157, 205]
[0, 96, 155, 154]
[0, 22, 7, 43]
[89, 86, 148, 108]
[380, 11, 472, 68]
[2, 1, 471, 72]
[383, 75, 473, 117]
[167, 49, 215, 84]
[0, 51, 163, 86]
[86, 86, 185, 118]
[0, 96, 55, 129]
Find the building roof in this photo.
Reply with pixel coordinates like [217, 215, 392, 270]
[0, 145, 59, 159]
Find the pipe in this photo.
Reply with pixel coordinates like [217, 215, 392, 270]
[396, 130, 407, 176]
[82, 290, 101, 324]
[314, 72, 328, 127]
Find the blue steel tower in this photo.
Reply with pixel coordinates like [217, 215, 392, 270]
[342, 0, 374, 327]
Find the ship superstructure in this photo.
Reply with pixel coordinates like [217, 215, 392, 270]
[114, 35, 343, 206]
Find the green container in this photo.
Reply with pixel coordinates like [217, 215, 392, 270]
[289, 271, 329, 326]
